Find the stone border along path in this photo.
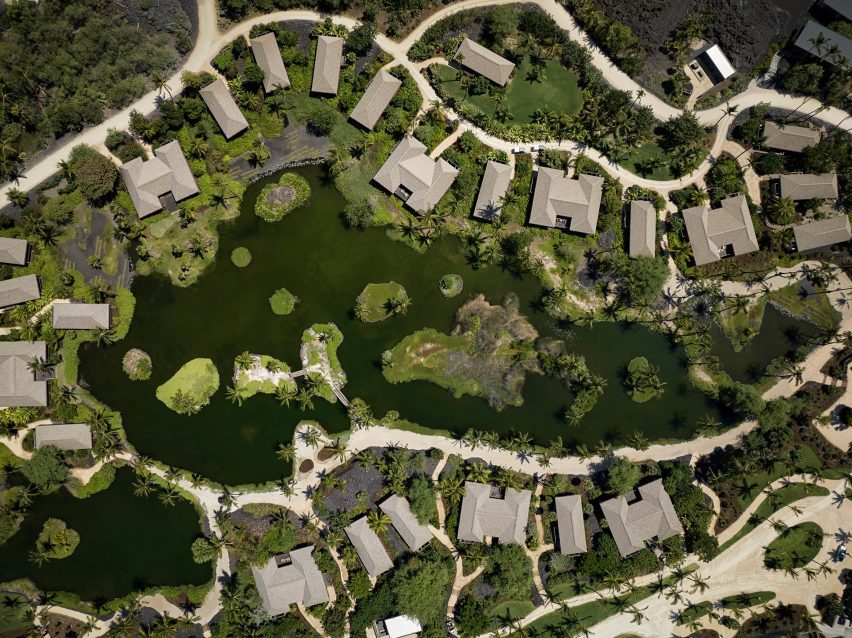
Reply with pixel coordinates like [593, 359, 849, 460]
[0, 0, 849, 633]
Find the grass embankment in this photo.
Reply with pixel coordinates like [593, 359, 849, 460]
[384, 329, 479, 396]
[764, 522, 824, 569]
[718, 482, 829, 553]
[435, 56, 582, 122]
[354, 281, 409, 322]
[155, 358, 220, 415]
[519, 566, 698, 637]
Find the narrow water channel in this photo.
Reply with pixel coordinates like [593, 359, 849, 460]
[78, 167, 810, 484]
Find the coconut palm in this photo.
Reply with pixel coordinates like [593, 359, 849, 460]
[235, 351, 254, 370]
[767, 197, 797, 225]
[225, 385, 244, 406]
[274, 383, 297, 407]
[367, 510, 391, 534]
[298, 425, 321, 448]
[276, 441, 296, 462]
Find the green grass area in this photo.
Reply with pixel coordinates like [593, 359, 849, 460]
[521, 566, 697, 637]
[488, 600, 537, 629]
[619, 141, 676, 181]
[382, 328, 479, 399]
[716, 296, 768, 352]
[439, 274, 463, 298]
[718, 482, 829, 553]
[269, 288, 299, 315]
[155, 358, 220, 414]
[721, 591, 776, 609]
[436, 56, 582, 124]
[676, 601, 713, 625]
[768, 285, 842, 330]
[354, 281, 409, 323]
[66, 463, 117, 499]
[0, 591, 31, 633]
[731, 445, 825, 511]
[764, 522, 824, 569]
[624, 356, 663, 403]
[230, 246, 252, 267]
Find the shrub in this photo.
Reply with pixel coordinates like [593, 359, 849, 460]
[307, 106, 337, 136]
[255, 173, 311, 222]
[605, 456, 642, 495]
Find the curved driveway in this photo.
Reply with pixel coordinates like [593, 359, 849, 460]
[2, 0, 850, 203]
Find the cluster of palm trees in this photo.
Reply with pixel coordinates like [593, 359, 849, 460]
[131, 457, 185, 508]
[27, 520, 78, 567]
[625, 359, 666, 401]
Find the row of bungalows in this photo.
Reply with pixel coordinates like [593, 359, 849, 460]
[456, 479, 683, 559]
[251, 494, 432, 618]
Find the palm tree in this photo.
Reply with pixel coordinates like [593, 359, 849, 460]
[276, 441, 296, 462]
[6, 188, 27, 208]
[274, 383, 297, 407]
[152, 72, 173, 99]
[367, 510, 391, 533]
[235, 350, 254, 370]
[767, 197, 797, 226]
[296, 388, 315, 411]
[298, 425, 321, 448]
[225, 385, 244, 406]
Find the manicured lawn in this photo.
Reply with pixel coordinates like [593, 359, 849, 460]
[764, 522, 824, 569]
[768, 284, 842, 330]
[718, 482, 829, 553]
[619, 141, 675, 181]
[721, 591, 776, 609]
[676, 601, 713, 625]
[354, 281, 409, 323]
[435, 56, 582, 124]
[731, 444, 824, 510]
[488, 600, 537, 628]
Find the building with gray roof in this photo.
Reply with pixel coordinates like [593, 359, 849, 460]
[52, 303, 110, 330]
[380, 494, 433, 552]
[311, 36, 344, 95]
[529, 168, 603, 234]
[629, 200, 656, 258]
[345, 516, 394, 577]
[454, 38, 515, 86]
[373, 135, 458, 214]
[119, 140, 199, 218]
[779, 173, 839, 201]
[457, 482, 531, 545]
[0, 341, 47, 407]
[0, 274, 40, 309]
[200, 79, 249, 140]
[762, 121, 821, 153]
[473, 161, 511, 221]
[0, 237, 29, 266]
[793, 216, 852, 251]
[682, 195, 758, 266]
[250, 32, 291, 93]
[600, 479, 684, 558]
[251, 546, 329, 616]
[794, 20, 852, 66]
[554, 495, 587, 555]
[349, 70, 402, 130]
[34, 423, 92, 450]
[823, 0, 852, 21]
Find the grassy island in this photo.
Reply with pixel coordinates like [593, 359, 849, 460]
[439, 274, 463, 298]
[354, 282, 411, 322]
[300, 324, 347, 403]
[625, 357, 665, 403]
[156, 358, 220, 415]
[255, 173, 311, 222]
[764, 522, 824, 570]
[382, 294, 539, 409]
[269, 288, 299, 315]
[230, 247, 252, 267]
[31, 518, 80, 563]
[122, 348, 152, 381]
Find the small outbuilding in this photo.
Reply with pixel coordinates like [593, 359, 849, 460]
[52, 303, 111, 330]
[250, 32, 291, 93]
[793, 216, 852, 251]
[345, 516, 394, 578]
[311, 36, 344, 95]
[0, 237, 29, 266]
[374, 615, 422, 638]
[628, 200, 656, 258]
[200, 79, 250, 140]
[453, 38, 515, 86]
[349, 70, 402, 131]
[34, 423, 93, 450]
[472, 161, 512, 222]
[696, 44, 736, 84]
[0, 274, 40, 309]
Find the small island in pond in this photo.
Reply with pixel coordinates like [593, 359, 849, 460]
[230, 353, 297, 404]
[122, 348, 152, 381]
[155, 358, 220, 415]
[30, 518, 80, 564]
[625, 356, 666, 403]
[230, 246, 252, 267]
[255, 172, 311, 222]
[439, 274, 463, 298]
[382, 294, 539, 409]
[269, 288, 299, 315]
[354, 282, 411, 322]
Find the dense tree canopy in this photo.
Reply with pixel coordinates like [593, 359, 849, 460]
[21, 446, 69, 488]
